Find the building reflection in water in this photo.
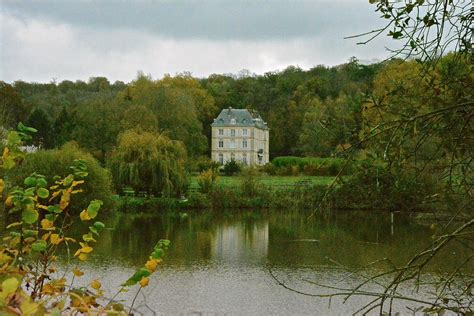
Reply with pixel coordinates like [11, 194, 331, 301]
[211, 221, 269, 263]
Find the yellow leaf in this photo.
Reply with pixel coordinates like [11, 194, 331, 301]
[2, 277, 19, 295]
[37, 204, 49, 210]
[41, 219, 54, 230]
[6, 222, 22, 229]
[139, 277, 149, 287]
[50, 234, 62, 245]
[90, 279, 101, 290]
[81, 246, 93, 254]
[41, 283, 55, 295]
[71, 180, 84, 187]
[59, 191, 70, 210]
[50, 190, 61, 201]
[80, 210, 91, 221]
[5, 195, 13, 207]
[73, 268, 84, 277]
[78, 253, 88, 261]
[20, 300, 39, 316]
[42, 231, 52, 241]
[145, 259, 160, 272]
[0, 179, 4, 194]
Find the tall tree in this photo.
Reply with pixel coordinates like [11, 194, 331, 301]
[108, 129, 187, 196]
[26, 108, 54, 149]
[0, 82, 26, 128]
[71, 97, 123, 160]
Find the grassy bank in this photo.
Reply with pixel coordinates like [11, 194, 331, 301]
[189, 175, 334, 190]
[118, 175, 333, 212]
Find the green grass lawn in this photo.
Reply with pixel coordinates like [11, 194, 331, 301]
[189, 175, 334, 190]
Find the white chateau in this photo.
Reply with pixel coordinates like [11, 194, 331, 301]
[211, 107, 269, 166]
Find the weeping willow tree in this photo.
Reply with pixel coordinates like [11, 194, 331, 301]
[108, 129, 188, 196]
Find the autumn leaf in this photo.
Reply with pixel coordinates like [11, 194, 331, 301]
[59, 191, 70, 210]
[139, 277, 149, 287]
[5, 195, 13, 207]
[145, 259, 161, 272]
[41, 219, 54, 230]
[41, 283, 55, 295]
[80, 210, 91, 221]
[50, 234, 62, 245]
[73, 268, 84, 277]
[90, 279, 101, 290]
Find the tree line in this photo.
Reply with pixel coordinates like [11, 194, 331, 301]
[1, 58, 381, 162]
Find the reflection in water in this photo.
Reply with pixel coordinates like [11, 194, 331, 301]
[212, 222, 268, 263]
[10, 210, 472, 314]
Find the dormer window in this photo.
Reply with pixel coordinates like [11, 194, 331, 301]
[230, 118, 236, 125]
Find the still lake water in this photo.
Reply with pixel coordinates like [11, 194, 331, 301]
[63, 210, 470, 315]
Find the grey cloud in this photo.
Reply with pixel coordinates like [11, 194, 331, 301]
[0, 1, 395, 83]
[3, 1, 384, 40]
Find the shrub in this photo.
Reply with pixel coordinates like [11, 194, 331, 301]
[223, 158, 241, 176]
[330, 160, 441, 212]
[187, 192, 212, 209]
[271, 156, 351, 176]
[193, 156, 220, 173]
[291, 165, 300, 176]
[5, 142, 114, 212]
[197, 168, 219, 193]
[239, 167, 261, 197]
[260, 163, 277, 175]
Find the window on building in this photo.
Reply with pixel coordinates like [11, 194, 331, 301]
[218, 140, 224, 148]
[230, 118, 236, 125]
[218, 129, 224, 136]
[218, 153, 224, 164]
[242, 154, 247, 165]
[242, 140, 248, 148]
[229, 140, 236, 148]
[231, 129, 235, 137]
[242, 129, 248, 136]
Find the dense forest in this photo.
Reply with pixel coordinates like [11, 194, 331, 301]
[1, 57, 381, 161]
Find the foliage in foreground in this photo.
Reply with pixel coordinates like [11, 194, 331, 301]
[4, 141, 114, 212]
[0, 125, 170, 315]
[273, 1, 474, 314]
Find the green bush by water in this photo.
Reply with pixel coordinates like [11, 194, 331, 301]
[268, 156, 353, 176]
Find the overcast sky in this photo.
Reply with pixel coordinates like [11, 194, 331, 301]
[0, 0, 394, 83]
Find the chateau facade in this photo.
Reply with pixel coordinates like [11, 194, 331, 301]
[211, 108, 269, 166]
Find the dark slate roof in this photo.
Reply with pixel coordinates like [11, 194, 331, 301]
[211, 107, 268, 130]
